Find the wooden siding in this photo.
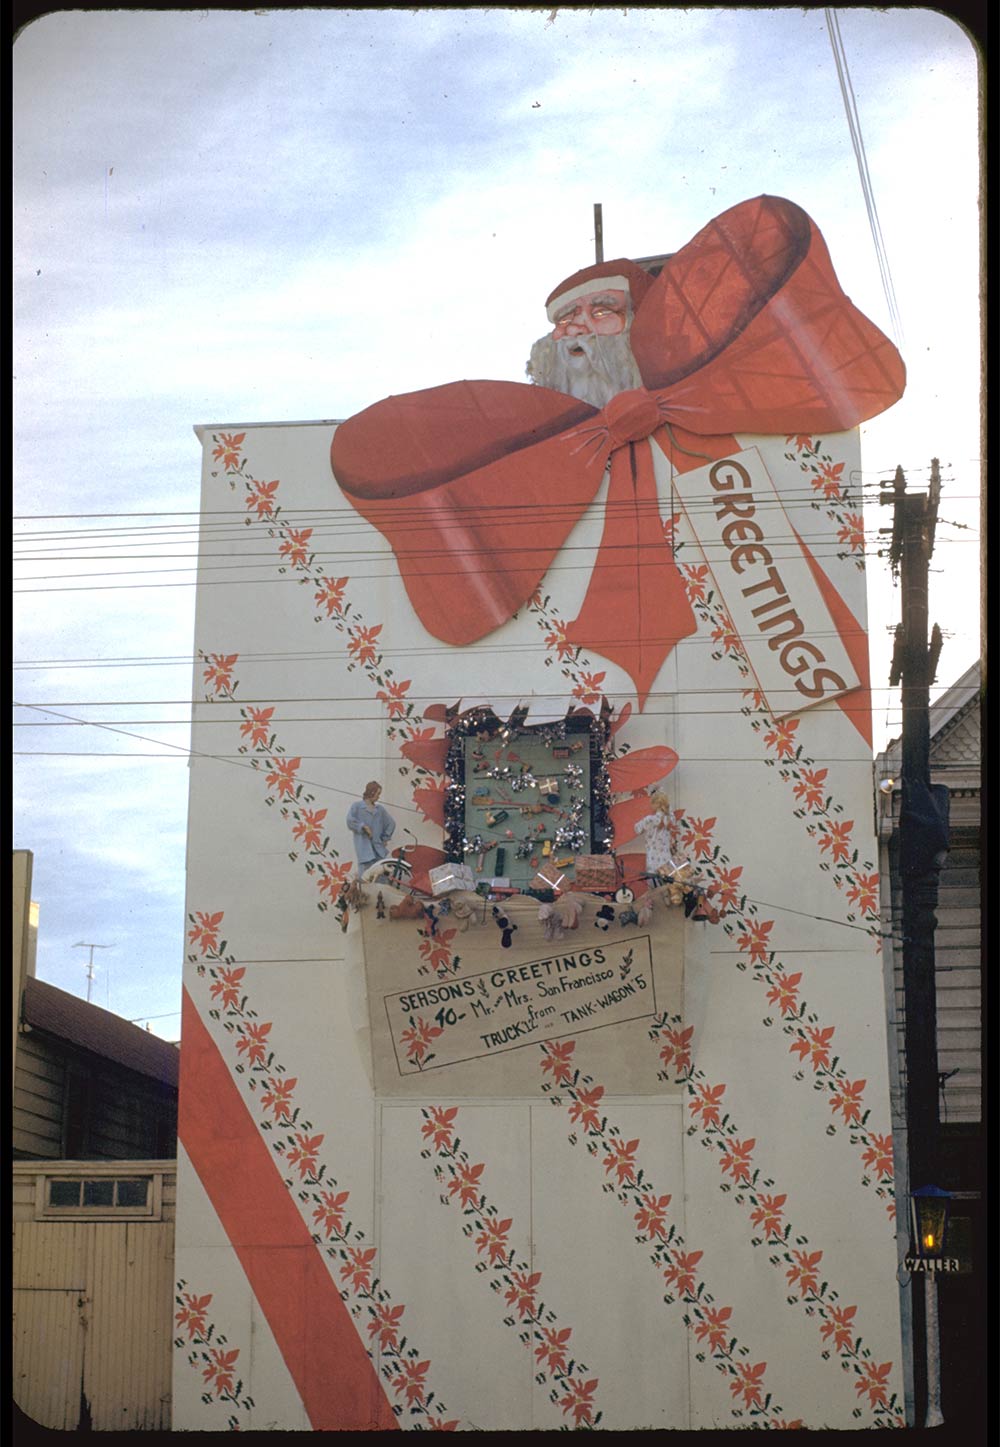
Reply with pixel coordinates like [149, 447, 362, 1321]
[12, 1163, 176, 1431]
[13, 1026, 177, 1161]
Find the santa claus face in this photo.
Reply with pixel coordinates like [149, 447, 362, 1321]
[550, 288, 629, 343]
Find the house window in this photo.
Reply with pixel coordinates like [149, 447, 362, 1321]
[38, 1172, 159, 1219]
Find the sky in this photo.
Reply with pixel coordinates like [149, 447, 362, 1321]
[13, 7, 983, 1041]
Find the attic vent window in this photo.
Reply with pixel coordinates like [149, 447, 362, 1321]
[39, 1173, 158, 1219]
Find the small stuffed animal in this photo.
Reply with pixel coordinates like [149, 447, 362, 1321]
[594, 903, 615, 931]
[390, 893, 426, 921]
[554, 894, 583, 931]
[636, 898, 654, 927]
[492, 906, 517, 949]
[538, 902, 562, 942]
[618, 905, 639, 927]
[375, 891, 386, 920]
[450, 898, 477, 932]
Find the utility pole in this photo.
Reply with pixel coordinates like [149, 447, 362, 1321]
[881, 460, 947, 1427]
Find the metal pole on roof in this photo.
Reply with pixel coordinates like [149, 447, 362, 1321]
[594, 203, 604, 263]
[73, 941, 113, 1002]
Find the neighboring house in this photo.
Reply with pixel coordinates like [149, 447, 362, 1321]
[876, 661, 984, 1432]
[12, 854, 179, 1431]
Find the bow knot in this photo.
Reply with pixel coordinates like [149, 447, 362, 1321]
[601, 387, 664, 449]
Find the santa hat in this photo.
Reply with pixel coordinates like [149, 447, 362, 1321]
[545, 257, 655, 323]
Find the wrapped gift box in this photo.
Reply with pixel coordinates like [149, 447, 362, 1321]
[428, 861, 476, 896]
[572, 854, 619, 892]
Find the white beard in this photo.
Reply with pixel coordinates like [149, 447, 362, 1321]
[525, 330, 644, 407]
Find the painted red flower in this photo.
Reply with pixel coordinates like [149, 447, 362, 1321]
[820, 1302, 858, 1353]
[657, 1024, 694, 1076]
[680, 815, 716, 860]
[421, 1106, 459, 1153]
[830, 1078, 866, 1124]
[315, 859, 352, 901]
[367, 1302, 405, 1351]
[339, 1246, 377, 1294]
[291, 807, 328, 852]
[390, 1358, 430, 1408]
[260, 1076, 297, 1122]
[681, 563, 711, 602]
[736, 918, 773, 965]
[812, 459, 845, 499]
[312, 1188, 350, 1238]
[425, 1417, 459, 1432]
[603, 1137, 640, 1186]
[567, 1084, 605, 1133]
[662, 1248, 703, 1298]
[234, 1020, 271, 1068]
[211, 966, 246, 1012]
[286, 1131, 324, 1179]
[688, 1082, 726, 1128]
[862, 1133, 894, 1180]
[792, 766, 829, 812]
[572, 670, 606, 707]
[730, 1360, 767, 1409]
[474, 1216, 512, 1266]
[202, 1346, 240, 1396]
[558, 1376, 598, 1428]
[634, 1192, 672, 1241]
[238, 705, 275, 749]
[743, 685, 768, 711]
[817, 819, 854, 864]
[401, 1016, 444, 1066]
[540, 1039, 576, 1085]
[246, 479, 280, 518]
[314, 575, 349, 617]
[211, 431, 245, 469]
[786, 1249, 823, 1298]
[446, 1161, 484, 1210]
[710, 609, 740, 654]
[347, 624, 382, 667]
[719, 1138, 755, 1184]
[854, 1361, 893, 1409]
[535, 1325, 572, 1375]
[837, 513, 866, 552]
[785, 434, 814, 451]
[202, 653, 239, 694]
[265, 755, 301, 800]
[377, 678, 412, 719]
[763, 718, 800, 759]
[544, 623, 573, 659]
[418, 925, 457, 976]
[749, 1192, 786, 1241]
[766, 971, 802, 1018]
[661, 511, 681, 549]
[504, 1269, 541, 1319]
[774, 1420, 805, 1430]
[693, 1303, 732, 1353]
[175, 1291, 212, 1339]
[846, 872, 880, 916]
[789, 1026, 835, 1072]
[278, 526, 313, 567]
[708, 865, 743, 914]
[188, 910, 225, 955]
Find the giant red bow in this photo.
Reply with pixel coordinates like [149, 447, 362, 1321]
[331, 195, 905, 709]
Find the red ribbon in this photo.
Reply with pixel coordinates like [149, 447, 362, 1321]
[331, 196, 905, 713]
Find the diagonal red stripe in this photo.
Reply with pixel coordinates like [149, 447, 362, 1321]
[178, 987, 398, 1430]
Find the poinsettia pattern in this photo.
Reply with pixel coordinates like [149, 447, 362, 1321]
[539, 1039, 787, 1426]
[187, 921, 455, 1427]
[173, 1283, 254, 1430]
[419, 1103, 603, 1429]
[649, 1012, 903, 1426]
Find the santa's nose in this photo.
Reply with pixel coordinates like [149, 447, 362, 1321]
[563, 315, 593, 335]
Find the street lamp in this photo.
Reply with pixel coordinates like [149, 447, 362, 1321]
[910, 1183, 951, 1259]
[908, 1184, 952, 1429]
